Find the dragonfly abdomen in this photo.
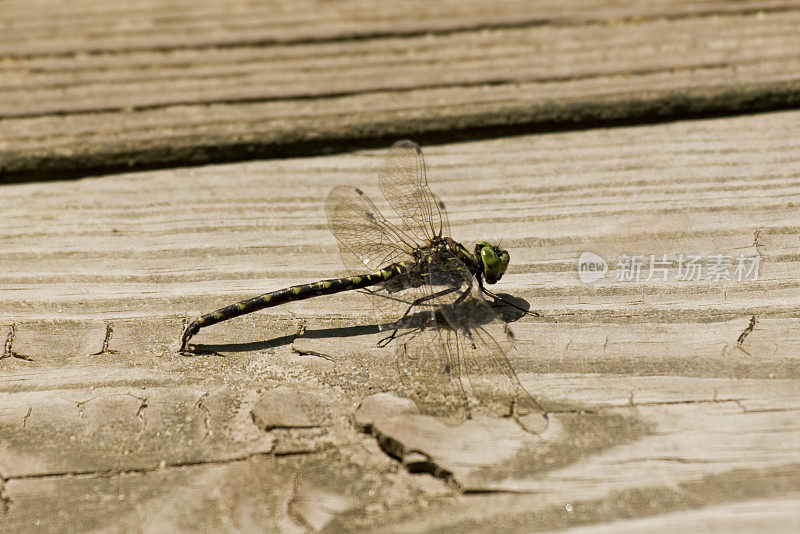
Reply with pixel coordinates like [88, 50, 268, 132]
[180, 262, 409, 350]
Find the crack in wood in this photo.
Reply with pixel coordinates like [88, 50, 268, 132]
[21, 406, 32, 428]
[751, 229, 764, 257]
[544, 408, 599, 415]
[194, 392, 212, 438]
[622, 397, 746, 408]
[376, 430, 456, 483]
[0, 483, 9, 515]
[89, 323, 118, 356]
[290, 322, 337, 362]
[610, 456, 718, 465]
[0, 446, 328, 483]
[734, 399, 800, 414]
[129, 393, 148, 433]
[291, 344, 335, 362]
[2, 324, 13, 359]
[1, 323, 33, 361]
[736, 315, 758, 355]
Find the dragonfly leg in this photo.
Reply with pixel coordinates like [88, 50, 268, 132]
[378, 287, 470, 347]
[478, 281, 538, 316]
[451, 284, 472, 307]
[179, 321, 201, 353]
[377, 286, 461, 347]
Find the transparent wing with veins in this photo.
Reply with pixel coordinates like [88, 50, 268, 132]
[325, 186, 418, 275]
[378, 140, 450, 243]
[396, 250, 547, 432]
[327, 183, 445, 325]
[324, 140, 451, 318]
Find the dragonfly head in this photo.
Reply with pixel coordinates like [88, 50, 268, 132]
[475, 241, 510, 284]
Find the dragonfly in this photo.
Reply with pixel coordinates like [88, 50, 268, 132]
[180, 140, 545, 432]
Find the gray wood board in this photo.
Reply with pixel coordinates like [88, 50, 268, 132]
[1, 111, 799, 531]
[2, 1, 800, 180]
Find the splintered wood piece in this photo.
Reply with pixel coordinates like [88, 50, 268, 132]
[353, 392, 420, 432]
[370, 412, 556, 491]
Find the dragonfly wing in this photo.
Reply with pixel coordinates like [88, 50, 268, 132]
[426, 251, 546, 432]
[446, 304, 546, 433]
[394, 325, 471, 423]
[377, 140, 450, 243]
[326, 186, 431, 323]
[325, 186, 416, 274]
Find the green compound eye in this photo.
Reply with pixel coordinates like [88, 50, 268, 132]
[476, 241, 510, 284]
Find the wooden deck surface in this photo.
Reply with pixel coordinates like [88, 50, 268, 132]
[2, 1, 800, 533]
[3, 0, 800, 180]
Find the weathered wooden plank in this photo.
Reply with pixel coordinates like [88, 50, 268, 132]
[5, 455, 370, 533]
[2, 111, 799, 530]
[6, 11, 800, 118]
[364, 375, 800, 496]
[2, 1, 800, 180]
[3, 110, 798, 324]
[0, 385, 274, 478]
[2, 1, 794, 57]
[554, 497, 800, 534]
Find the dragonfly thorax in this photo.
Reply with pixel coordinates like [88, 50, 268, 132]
[475, 241, 511, 284]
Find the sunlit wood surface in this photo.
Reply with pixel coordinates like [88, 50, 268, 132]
[1, 1, 799, 532]
[2, 0, 800, 180]
[3, 110, 800, 531]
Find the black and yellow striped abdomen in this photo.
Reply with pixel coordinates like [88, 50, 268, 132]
[179, 262, 409, 351]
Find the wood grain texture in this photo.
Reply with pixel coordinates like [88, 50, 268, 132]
[1, 110, 799, 531]
[3, 1, 800, 180]
[4, 1, 794, 56]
